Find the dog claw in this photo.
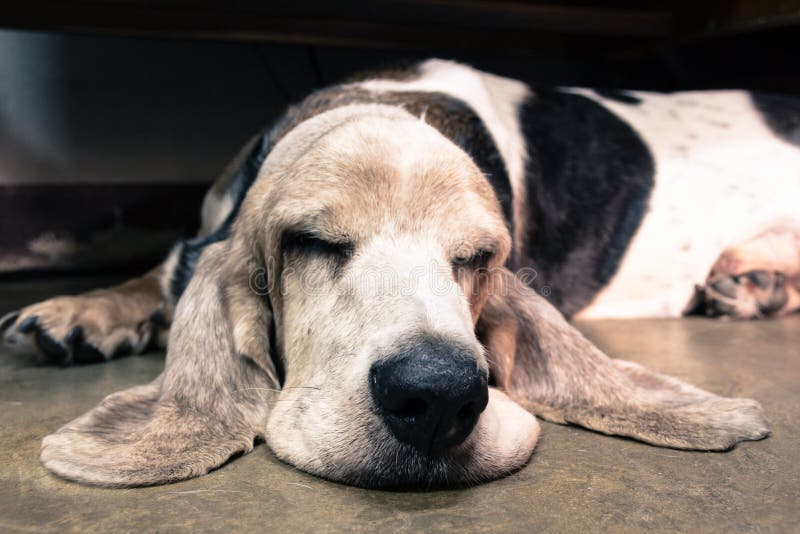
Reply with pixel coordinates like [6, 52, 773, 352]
[702, 270, 789, 319]
[18, 315, 39, 334]
[149, 307, 170, 328]
[2, 294, 150, 365]
[73, 339, 108, 364]
[66, 326, 83, 346]
[0, 310, 20, 334]
[710, 277, 738, 298]
[33, 328, 69, 364]
[707, 298, 736, 317]
[746, 270, 772, 289]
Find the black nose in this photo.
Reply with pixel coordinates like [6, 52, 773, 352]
[369, 339, 488, 455]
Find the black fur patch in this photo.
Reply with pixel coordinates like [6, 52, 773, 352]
[751, 92, 800, 146]
[517, 89, 655, 317]
[168, 131, 273, 302]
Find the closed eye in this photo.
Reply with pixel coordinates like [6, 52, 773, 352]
[452, 249, 493, 270]
[281, 230, 355, 260]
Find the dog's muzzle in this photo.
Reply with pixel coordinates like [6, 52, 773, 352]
[369, 338, 488, 455]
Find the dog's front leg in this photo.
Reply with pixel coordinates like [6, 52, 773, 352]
[1, 267, 169, 364]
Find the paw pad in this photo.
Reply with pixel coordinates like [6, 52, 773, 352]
[701, 270, 788, 319]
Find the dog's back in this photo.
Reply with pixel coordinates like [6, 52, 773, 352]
[192, 59, 800, 319]
[570, 89, 800, 317]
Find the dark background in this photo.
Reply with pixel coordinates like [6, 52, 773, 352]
[0, 1, 798, 274]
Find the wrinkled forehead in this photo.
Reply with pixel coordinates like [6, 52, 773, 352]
[261, 104, 508, 243]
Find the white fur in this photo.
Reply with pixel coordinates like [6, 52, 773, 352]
[575, 90, 800, 318]
[357, 59, 531, 248]
[361, 65, 800, 318]
[159, 243, 182, 299]
[199, 189, 233, 237]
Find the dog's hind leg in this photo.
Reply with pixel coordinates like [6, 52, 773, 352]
[694, 229, 800, 319]
[1, 267, 169, 364]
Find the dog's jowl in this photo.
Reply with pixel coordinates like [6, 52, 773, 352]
[4, 59, 796, 488]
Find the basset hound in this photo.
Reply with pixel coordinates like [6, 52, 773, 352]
[3, 59, 798, 488]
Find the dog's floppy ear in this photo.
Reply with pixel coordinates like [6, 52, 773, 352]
[40, 241, 279, 486]
[477, 268, 770, 450]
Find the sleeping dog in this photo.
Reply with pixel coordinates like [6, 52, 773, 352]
[2, 59, 798, 488]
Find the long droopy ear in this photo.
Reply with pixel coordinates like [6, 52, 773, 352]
[477, 268, 770, 450]
[40, 241, 279, 486]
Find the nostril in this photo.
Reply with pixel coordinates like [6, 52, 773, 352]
[389, 397, 428, 419]
[456, 401, 478, 420]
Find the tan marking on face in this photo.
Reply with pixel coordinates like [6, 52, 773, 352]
[249, 105, 512, 337]
[455, 264, 493, 324]
[483, 319, 517, 388]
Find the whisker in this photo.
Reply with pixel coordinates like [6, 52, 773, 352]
[233, 387, 281, 393]
[233, 386, 322, 393]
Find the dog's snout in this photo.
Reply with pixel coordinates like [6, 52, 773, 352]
[369, 340, 488, 455]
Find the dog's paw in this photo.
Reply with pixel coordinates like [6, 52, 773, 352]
[687, 396, 771, 450]
[702, 270, 788, 319]
[1, 294, 154, 365]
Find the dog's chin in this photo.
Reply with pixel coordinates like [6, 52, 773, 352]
[269, 388, 540, 489]
[430, 387, 540, 487]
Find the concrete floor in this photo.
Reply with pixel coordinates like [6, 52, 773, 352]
[1, 279, 798, 532]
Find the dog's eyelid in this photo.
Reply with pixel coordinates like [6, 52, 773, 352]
[452, 248, 494, 268]
[281, 229, 355, 257]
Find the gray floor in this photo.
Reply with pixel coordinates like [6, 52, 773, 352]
[1, 280, 798, 532]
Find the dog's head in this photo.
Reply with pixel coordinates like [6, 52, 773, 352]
[40, 105, 770, 488]
[246, 105, 536, 486]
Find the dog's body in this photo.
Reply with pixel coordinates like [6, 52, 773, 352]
[171, 59, 800, 322]
[2, 59, 796, 488]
